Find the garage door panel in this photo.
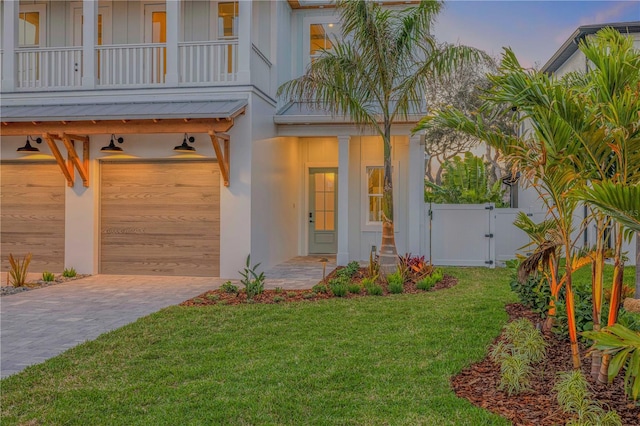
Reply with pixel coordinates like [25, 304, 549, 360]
[1, 162, 65, 273]
[100, 161, 220, 276]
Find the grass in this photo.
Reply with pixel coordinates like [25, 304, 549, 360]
[1, 267, 516, 425]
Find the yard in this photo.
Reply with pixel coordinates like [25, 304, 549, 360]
[1, 267, 515, 425]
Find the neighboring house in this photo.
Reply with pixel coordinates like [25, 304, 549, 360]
[0, 0, 426, 278]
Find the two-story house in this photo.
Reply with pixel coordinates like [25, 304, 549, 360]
[0, 0, 426, 278]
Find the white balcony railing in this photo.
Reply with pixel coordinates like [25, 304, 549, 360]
[9, 41, 239, 91]
[16, 47, 83, 89]
[178, 40, 238, 84]
[97, 43, 166, 87]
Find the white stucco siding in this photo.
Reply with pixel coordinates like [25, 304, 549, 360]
[251, 137, 300, 270]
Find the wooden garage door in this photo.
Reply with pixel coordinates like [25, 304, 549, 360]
[1, 162, 65, 273]
[100, 160, 220, 276]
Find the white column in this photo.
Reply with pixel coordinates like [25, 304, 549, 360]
[165, 0, 180, 85]
[408, 134, 425, 255]
[2, 0, 18, 92]
[81, 0, 97, 88]
[337, 136, 350, 265]
[236, 0, 252, 84]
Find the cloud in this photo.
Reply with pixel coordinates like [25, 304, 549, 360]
[578, 1, 640, 25]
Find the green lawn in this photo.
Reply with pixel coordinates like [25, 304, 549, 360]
[1, 267, 517, 425]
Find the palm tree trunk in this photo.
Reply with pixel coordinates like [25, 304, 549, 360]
[635, 232, 640, 299]
[379, 126, 398, 274]
[590, 215, 605, 380]
[599, 224, 625, 384]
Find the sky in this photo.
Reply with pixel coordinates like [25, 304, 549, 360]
[432, 0, 640, 68]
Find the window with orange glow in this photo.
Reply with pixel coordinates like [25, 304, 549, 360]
[367, 167, 384, 223]
[314, 172, 336, 231]
[19, 12, 40, 47]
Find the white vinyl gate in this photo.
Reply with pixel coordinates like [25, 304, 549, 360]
[425, 204, 545, 268]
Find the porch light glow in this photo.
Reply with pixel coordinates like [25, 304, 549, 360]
[17, 136, 42, 152]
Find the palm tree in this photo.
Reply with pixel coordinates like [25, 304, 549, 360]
[416, 28, 640, 373]
[278, 0, 485, 271]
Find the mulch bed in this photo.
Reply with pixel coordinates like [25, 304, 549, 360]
[180, 266, 457, 307]
[453, 303, 640, 425]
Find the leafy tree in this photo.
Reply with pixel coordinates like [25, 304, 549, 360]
[424, 152, 507, 205]
[278, 0, 485, 271]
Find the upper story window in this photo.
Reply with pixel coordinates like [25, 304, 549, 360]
[218, 2, 238, 38]
[18, 4, 46, 48]
[309, 22, 340, 62]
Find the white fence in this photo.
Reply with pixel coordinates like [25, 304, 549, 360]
[424, 203, 637, 267]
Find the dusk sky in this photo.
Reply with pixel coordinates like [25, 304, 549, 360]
[433, 0, 640, 68]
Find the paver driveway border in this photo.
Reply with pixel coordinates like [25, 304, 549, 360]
[0, 274, 225, 378]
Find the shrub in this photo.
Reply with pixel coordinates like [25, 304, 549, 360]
[368, 251, 380, 279]
[398, 253, 433, 281]
[8, 253, 32, 287]
[492, 319, 546, 396]
[336, 261, 360, 279]
[498, 354, 532, 395]
[312, 284, 328, 294]
[239, 255, 265, 301]
[42, 271, 55, 283]
[416, 269, 443, 291]
[274, 287, 283, 294]
[554, 370, 622, 425]
[507, 259, 552, 320]
[387, 272, 404, 294]
[329, 280, 348, 297]
[273, 296, 285, 303]
[286, 291, 297, 298]
[221, 281, 239, 294]
[347, 283, 362, 294]
[62, 267, 77, 278]
[205, 293, 220, 302]
[302, 293, 315, 300]
[363, 278, 383, 296]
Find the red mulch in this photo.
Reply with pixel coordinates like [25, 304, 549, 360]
[180, 267, 456, 307]
[452, 303, 640, 425]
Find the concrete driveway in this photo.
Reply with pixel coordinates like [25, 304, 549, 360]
[0, 275, 223, 378]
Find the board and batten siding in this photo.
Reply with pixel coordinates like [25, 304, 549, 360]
[0, 161, 66, 273]
[100, 160, 220, 276]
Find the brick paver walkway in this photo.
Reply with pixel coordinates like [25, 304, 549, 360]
[0, 256, 336, 378]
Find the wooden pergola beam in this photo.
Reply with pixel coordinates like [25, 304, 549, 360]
[209, 131, 230, 187]
[43, 133, 75, 187]
[1, 118, 235, 136]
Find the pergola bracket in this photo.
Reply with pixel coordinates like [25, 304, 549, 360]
[43, 132, 91, 187]
[209, 131, 231, 187]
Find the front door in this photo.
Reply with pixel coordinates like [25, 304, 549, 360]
[309, 168, 338, 254]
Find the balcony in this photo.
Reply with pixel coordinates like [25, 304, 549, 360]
[12, 40, 239, 91]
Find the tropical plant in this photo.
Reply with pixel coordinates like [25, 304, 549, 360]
[278, 0, 486, 272]
[398, 253, 433, 282]
[336, 261, 361, 279]
[363, 278, 383, 296]
[347, 283, 362, 294]
[42, 271, 55, 282]
[62, 267, 77, 278]
[554, 370, 622, 425]
[328, 277, 349, 297]
[387, 272, 404, 294]
[8, 253, 32, 287]
[424, 152, 507, 206]
[239, 255, 265, 301]
[583, 324, 640, 401]
[312, 283, 328, 294]
[221, 281, 239, 294]
[415, 29, 640, 373]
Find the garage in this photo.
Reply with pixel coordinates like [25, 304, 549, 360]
[100, 160, 220, 276]
[1, 161, 66, 273]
